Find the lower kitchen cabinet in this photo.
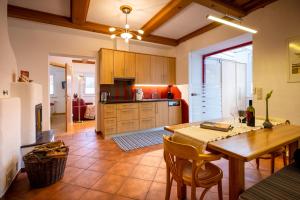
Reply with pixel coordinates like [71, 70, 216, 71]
[155, 101, 169, 128]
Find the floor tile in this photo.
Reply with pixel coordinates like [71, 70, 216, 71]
[146, 182, 177, 200]
[139, 156, 162, 167]
[79, 190, 113, 200]
[131, 165, 158, 181]
[61, 167, 84, 183]
[72, 157, 97, 169]
[88, 159, 117, 173]
[117, 178, 152, 200]
[92, 174, 126, 194]
[72, 170, 104, 188]
[120, 155, 143, 164]
[153, 168, 167, 183]
[49, 184, 87, 200]
[108, 163, 136, 176]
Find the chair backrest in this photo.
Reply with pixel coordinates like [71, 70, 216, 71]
[163, 135, 200, 183]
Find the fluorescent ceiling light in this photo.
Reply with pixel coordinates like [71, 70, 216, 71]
[134, 84, 169, 87]
[207, 15, 257, 34]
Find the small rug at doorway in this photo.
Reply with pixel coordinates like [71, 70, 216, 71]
[112, 130, 172, 151]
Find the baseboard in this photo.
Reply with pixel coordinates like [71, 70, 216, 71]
[0, 169, 21, 199]
[52, 113, 66, 115]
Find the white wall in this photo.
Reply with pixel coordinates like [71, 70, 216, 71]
[49, 66, 65, 113]
[0, 0, 17, 97]
[176, 0, 300, 124]
[8, 18, 175, 131]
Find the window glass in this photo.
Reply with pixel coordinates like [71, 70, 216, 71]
[49, 75, 54, 95]
[85, 76, 95, 95]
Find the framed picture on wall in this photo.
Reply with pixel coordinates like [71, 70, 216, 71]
[288, 37, 300, 82]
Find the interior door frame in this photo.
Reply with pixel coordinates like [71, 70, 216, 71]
[202, 41, 252, 84]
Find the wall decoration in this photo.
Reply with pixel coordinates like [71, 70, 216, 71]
[288, 37, 300, 82]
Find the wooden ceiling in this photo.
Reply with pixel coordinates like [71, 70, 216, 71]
[7, 0, 277, 46]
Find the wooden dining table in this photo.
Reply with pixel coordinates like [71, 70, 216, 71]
[164, 122, 300, 200]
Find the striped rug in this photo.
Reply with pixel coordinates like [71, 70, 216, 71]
[112, 130, 172, 151]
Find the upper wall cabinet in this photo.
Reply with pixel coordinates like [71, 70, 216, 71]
[99, 49, 176, 85]
[136, 54, 151, 84]
[150, 56, 164, 84]
[124, 52, 136, 78]
[99, 49, 114, 84]
[113, 50, 125, 78]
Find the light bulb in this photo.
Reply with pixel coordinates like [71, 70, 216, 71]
[110, 34, 116, 39]
[137, 35, 142, 40]
[125, 24, 130, 29]
[137, 30, 144, 35]
[109, 27, 116, 32]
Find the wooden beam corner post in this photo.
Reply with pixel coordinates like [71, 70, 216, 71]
[71, 0, 90, 24]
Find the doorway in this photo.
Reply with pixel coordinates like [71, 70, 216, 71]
[48, 55, 96, 135]
[189, 41, 253, 122]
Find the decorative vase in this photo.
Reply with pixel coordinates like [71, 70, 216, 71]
[263, 99, 273, 128]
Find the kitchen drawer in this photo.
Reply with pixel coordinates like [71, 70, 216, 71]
[103, 118, 116, 135]
[139, 103, 155, 119]
[117, 120, 139, 133]
[140, 118, 155, 130]
[117, 103, 138, 110]
[103, 104, 116, 118]
[117, 108, 139, 121]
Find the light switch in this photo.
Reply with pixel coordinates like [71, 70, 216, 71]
[257, 88, 263, 100]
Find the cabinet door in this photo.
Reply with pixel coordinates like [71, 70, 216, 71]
[151, 56, 164, 84]
[155, 101, 169, 127]
[136, 54, 151, 84]
[124, 52, 136, 78]
[100, 49, 114, 84]
[168, 106, 182, 125]
[113, 50, 125, 78]
[163, 57, 176, 85]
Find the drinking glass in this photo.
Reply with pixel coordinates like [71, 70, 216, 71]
[238, 110, 246, 127]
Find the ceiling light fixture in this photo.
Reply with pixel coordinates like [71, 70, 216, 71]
[207, 15, 257, 34]
[109, 5, 143, 43]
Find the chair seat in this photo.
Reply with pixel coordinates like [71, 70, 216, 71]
[183, 162, 223, 185]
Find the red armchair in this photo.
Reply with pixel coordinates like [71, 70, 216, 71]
[72, 98, 86, 122]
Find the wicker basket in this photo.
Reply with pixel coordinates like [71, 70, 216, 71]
[23, 141, 69, 188]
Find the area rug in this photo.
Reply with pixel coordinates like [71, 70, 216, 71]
[112, 130, 172, 151]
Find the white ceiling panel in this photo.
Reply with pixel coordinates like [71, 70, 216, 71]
[87, 0, 170, 30]
[8, 0, 70, 16]
[152, 3, 222, 39]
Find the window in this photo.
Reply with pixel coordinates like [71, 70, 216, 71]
[49, 75, 54, 95]
[84, 76, 95, 95]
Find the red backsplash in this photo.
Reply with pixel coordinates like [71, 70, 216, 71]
[132, 85, 181, 99]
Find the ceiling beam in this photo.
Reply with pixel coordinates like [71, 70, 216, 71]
[7, 5, 178, 46]
[141, 0, 193, 36]
[71, 0, 90, 24]
[192, 0, 246, 18]
[242, 0, 278, 14]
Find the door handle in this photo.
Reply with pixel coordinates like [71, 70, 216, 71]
[191, 93, 200, 96]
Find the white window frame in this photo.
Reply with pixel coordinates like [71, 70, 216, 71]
[49, 74, 54, 96]
[84, 76, 95, 95]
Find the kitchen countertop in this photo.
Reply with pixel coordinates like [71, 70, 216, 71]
[100, 99, 181, 104]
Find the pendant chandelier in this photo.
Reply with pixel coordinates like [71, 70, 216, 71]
[109, 5, 144, 43]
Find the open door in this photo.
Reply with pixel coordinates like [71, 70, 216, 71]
[65, 63, 73, 132]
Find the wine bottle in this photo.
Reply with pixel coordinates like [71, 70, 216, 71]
[246, 100, 255, 127]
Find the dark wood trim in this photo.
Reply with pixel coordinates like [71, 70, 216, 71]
[141, 0, 193, 36]
[202, 41, 252, 84]
[242, 0, 278, 14]
[71, 0, 90, 24]
[7, 5, 178, 46]
[72, 59, 96, 64]
[192, 0, 246, 18]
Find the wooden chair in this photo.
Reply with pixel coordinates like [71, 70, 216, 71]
[255, 120, 290, 174]
[163, 135, 223, 200]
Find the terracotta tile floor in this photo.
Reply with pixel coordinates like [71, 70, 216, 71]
[3, 129, 286, 200]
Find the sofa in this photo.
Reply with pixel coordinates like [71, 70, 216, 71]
[72, 98, 95, 121]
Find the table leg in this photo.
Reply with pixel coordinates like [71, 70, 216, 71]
[229, 157, 245, 200]
[177, 183, 187, 200]
[288, 140, 299, 163]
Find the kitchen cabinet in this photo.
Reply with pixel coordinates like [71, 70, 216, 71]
[136, 54, 151, 84]
[168, 103, 182, 125]
[151, 56, 164, 84]
[163, 57, 176, 85]
[113, 50, 125, 78]
[124, 52, 136, 78]
[99, 49, 114, 84]
[139, 102, 155, 130]
[155, 101, 169, 127]
[100, 104, 117, 135]
[117, 103, 139, 133]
